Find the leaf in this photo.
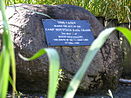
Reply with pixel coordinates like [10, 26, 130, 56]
[19, 49, 46, 61]
[8, 75, 18, 94]
[46, 49, 60, 98]
[19, 48, 60, 98]
[0, 0, 17, 97]
[0, 49, 10, 98]
[0, 49, 4, 74]
[116, 27, 131, 45]
[64, 27, 131, 98]
[64, 28, 116, 98]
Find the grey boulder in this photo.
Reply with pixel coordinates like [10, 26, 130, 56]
[0, 4, 123, 94]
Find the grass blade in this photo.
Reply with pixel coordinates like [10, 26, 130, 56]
[8, 75, 18, 94]
[19, 48, 60, 98]
[46, 49, 60, 98]
[116, 27, 131, 45]
[64, 28, 116, 98]
[19, 49, 47, 61]
[0, 0, 17, 97]
[64, 27, 131, 98]
[0, 48, 10, 98]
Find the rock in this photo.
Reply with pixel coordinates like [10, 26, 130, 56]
[0, 4, 123, 94]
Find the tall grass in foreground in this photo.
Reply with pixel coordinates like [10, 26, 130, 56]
[64, 27, 131, 98]
[19, 49, 60, 98]
[0, 0, 16, 98]
[0, 1, 60, 98]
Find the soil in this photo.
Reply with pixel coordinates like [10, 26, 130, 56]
[7, 84, 131, 98]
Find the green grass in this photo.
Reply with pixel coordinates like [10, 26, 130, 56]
[5, 0, 131, 23]
[0, 0, 16, 97]
[86, 0, 131, 23]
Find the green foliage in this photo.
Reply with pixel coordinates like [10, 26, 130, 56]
[64, 27, 115, 98]
[19, 48, 60, 98]
[0, 49, 10, 98]
[5, 0, 131, 23]
[87, 0, 131, 23]
[64, 27, 131, 98]
[116, 27, 131, 45]
[0, 0, 16, 97]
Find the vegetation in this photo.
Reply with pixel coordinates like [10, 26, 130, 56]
[19, 49, 60, 98]
[5, 0, 131, 23]
[0, 0, 131, 98]
[0, 0, 16, 97]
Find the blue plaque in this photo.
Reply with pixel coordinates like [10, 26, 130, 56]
[42, 19, 94, 46]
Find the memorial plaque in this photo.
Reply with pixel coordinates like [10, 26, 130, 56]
[42, 19, 94, 46]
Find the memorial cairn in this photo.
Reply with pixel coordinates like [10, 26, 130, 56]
[0, 4, 122, 95]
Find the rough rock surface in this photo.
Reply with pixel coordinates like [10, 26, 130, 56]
[0, 4, 123, 94]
